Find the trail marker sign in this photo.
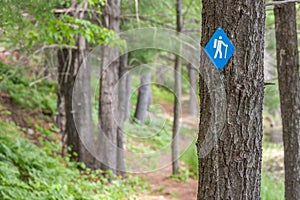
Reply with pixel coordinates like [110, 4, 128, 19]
[204, 27, 235, 72]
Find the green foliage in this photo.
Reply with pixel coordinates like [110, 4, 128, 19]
[121, 0, 201, 33]
[0, 0, 116, 51]
[43, 15, 116, 46]
[0, 118, 148, 200]
[0, 63, 57, 113]
[169, 167, 191, 182]
[261, 171, 284, 200]
[128, 49, 161, 66]
[180, 140, 198, 177]
[125, 115, 173, 154]
[264, 83, 280, 115]
[151, 85, 174, 103]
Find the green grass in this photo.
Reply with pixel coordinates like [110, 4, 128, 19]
[124, 116, 173, 154]
[261, 171, 284, 200]
[0, 118, 148, 200]
[180, 140, 198, 177]
[151, 85, 174, 103]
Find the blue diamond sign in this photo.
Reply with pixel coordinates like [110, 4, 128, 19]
[204, 27, 235, 72]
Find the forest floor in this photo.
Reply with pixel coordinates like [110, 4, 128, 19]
[1, 92, 199, 200]
[135, 97, 198, 200]
[0, 91, 284, 200]
[135, 166, 198, 200]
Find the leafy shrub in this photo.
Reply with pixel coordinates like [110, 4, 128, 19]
[180, 140, 198, 177]
[151, 85, 174, 103]
[0, 62, 57, 113]
[0, 119, 148, 200]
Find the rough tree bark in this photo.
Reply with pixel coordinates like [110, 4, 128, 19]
[57, 40, 96, 168]
[57, 1, 96, 169]
[172, 0, 182, 175]
[134, 73, 151, 124]
[274, 2, 300, 199]
[98, 0, 120, 173]
[197, 1, 265, 199]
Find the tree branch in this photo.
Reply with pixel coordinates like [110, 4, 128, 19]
[53, 8, 101, 15]
[121, 15, 175, 29]
[265, 0, 300, 6]
[33, 44, 77, 54]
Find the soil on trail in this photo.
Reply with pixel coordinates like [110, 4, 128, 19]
[132, 96, 198, 199]
[136, 166, 198, 200]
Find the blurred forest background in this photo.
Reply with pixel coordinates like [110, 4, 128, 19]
[0, 0, 299, 199]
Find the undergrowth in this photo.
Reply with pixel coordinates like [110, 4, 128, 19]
[0, 119, 148, 200]
[261, 170, 284, 200]
[180, 138, 285, 200]
[0, 62, 57, 113]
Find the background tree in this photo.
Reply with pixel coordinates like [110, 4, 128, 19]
[274, 1, 300, 199]
[57, 0, 107, 169]
[134, 72, 152, 124]
[188, 63, 198, 117]
[0, 0, 114, 169]
[172, 0, 182, 175]
[116, 53, 128, 176]
[98, 0, 121, 173]
[198, 0, 265, 199]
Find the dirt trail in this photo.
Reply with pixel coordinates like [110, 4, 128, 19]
[133, 96, 198, 199]
[136, 165, 198, 200]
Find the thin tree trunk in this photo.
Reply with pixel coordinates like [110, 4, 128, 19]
[172, 56, 181, 175]
[274, 2, 300, 199]
[57, 48, 76, 157]
[98, 0, 120, 173]
[116, 54, 128, 176]
[72, 35, 96, 168]
[197, 1, 265, 199]
[188, 63, 198, 117]
[172, 0, 182, 175]
[124, 71, 132, 120]
[134, 73, 151, 124]
[57, 51, 67, 156]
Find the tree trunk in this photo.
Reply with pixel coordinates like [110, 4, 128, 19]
[172, 0, 182, 175]
[134, 73, 151, 124]
[57, 48, 76, 158]
[274, 2, 300, 199]
[57, 51, 66, 156]
[124, 69, 132, 120]
[188, 63, 198, 117]
[57, 1, 96, 169]
[197, 1, 265, 199]
[72, 35, 96, 168]
[116, 54, 128, 176]
[98, 0, 120, 173]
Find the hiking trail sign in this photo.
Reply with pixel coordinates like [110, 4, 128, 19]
[204, 27, 235, 72]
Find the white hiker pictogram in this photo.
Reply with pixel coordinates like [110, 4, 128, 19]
[213, 36, 228, 59]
